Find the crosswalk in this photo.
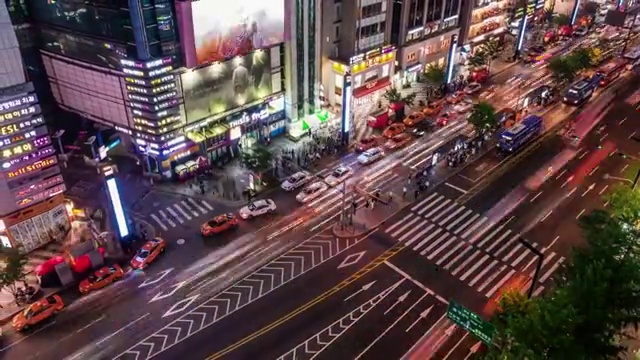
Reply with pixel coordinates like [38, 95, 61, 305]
[147, 198, 215, 231]
[385, 191, 565, 298]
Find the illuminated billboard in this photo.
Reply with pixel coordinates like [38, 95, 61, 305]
[1, 147, 56, 170]
[181, 51, 272, 122]
[13, 174, 64, 200]
[192, 0, 285, 64]
[0, 94, 37, 112]
[0, 126, 49, 150]
[0, 116, 45, 137]
[1, 136, 51, 160]
[16, 184, 66, 209]
[6, 157, 58, 179]
[0, 105, 40, 123]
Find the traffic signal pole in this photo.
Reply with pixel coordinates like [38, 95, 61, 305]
[518, 238, 544, 298]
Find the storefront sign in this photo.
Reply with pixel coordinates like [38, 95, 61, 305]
[0, 105, 40, 123]
[354, 77, 391, 98]
[6, 156, 57, 179]
[1, 146, 55, 170]
[0, 116, 45, 137]
[349, 45, 396, 65]
[0, 126, 48, 150]
[13, 175, 64, 201]
[121, 57, 172, 69]
[1, 136, 51, 160]
[228, 107, 269, 128]
[0, 94, 37, 112]
[16, 184, 66, 208]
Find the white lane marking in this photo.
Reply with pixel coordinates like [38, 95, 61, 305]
[201, 200, 214, 211]
[477, 265, 506, 292]
[576, 209, 586, 219]
[174, 204, 192, 221]
[96, 313, 150, 346]
[485, 230, 512, 252]
[540, 210, 553, 223]
[150, 214, 168, 231]
[460, 255, 489, 281]
[598, 184, 609, 195]
[555, 169, 567, 180]
[181, 200, 199, 217]
[444, 182, 468, 194]
[0, 321, 57, 351]
[166, 207, 184, 223]
[620, 164, 629, 174]
[76, 315, 105, 333]
[423, 198, 452, 218]
[188, 198, 207, 214]
[530, 191, 542, 202]
[158, 210, 176, 227]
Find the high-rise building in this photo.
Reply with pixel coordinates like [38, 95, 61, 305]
[0, 1, 68, 253]
[25, 0, 289, 178]
[320, 0, 398, 113]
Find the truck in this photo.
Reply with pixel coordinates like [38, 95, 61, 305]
[563, 76, 599, 105]
[497, 114, 543, 153]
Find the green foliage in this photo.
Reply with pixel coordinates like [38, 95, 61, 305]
[603, 184, 640, 226]
[382, 87, 416, 107]
[582, 1, 600, 16]
[423, 64, 446, 85]
[468, 102, 498, 132]
[554, 13, 571, 26]
[467, 52, 487, 69]
[0, 246, 28, 298]
[543, 7, 555, 23]
[480, 39, 503, 61]
[241, 146, 273, 173]
[484, 203, 640, 359]
[547, 47, 596, 85]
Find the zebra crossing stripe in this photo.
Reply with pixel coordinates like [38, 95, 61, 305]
[188, 198, 207, 213]
[511, 246, 531, 267]
[469, 259, 498, 287]
[439, 206, 465, 226]
[445, 246, 473, 270]
[485, 230, 512, 252]
[174, 204, 192, 220]
[421, 233, 450, 256]
[426, 236, 456, 260]
[461, 217, 488, 239]
[166, 207, 184, 223]
[411, 193, 439, 212]
[478, 265, 507, 292]
[430, 202, 458, 222]
[397, 220, 429, 243]
[201, 200, 214, 211]
[476, 225, 505, 248]
[460, 254, 489, 281]
[405, 225, 434, 247]
[390, 216, 422, 238]
[151, 214, 168, 231]
[529, 252, 557, 278]
[446, 209, 473, 230]
[158, 210, 176, 227]
[416, 195, 445, 215]
[453, 213, 480, 235]
[423, 198, 451, 218]
[412, 228, 443, 252]
[495, 234, 519, 257]
[486, 269, 516, 297]
[182, 201, 199, 217]
[451, 249, 483, 276]
[436, 241, 465, 266]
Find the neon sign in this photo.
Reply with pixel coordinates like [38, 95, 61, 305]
[16, 184, 66, 208]
[6, 157, 57, 179]
[1, 136, 51, 159]
[13, 175, 64, 200]
[0, 106, 39, 123]
[1, 147, 55, 170]
[0, 116, 45, 137]
[228, 107, 269, 128]
[0, 94, 37, 112]
[0, 127, 48, 149]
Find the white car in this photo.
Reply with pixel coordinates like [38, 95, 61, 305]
[238, 199, 276, 219]
[453, 99, 474, 113]
[281, 171, 311, 191]
[295, 182, 328, 203]
[574, 27, 588, 37]
[324, 166, 353, 186]
[357, 147, 384, 165]
[464, 82, 482, 95]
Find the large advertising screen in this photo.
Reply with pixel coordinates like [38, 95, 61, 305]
[192, 0, 285, 64]
[181, 51, 272, 122]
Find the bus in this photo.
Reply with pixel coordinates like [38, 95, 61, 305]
[623, 45, 640, 70]
[563, 77, 598, 105]
[595, 58, 627, 86]
[497, 115, 543, 153]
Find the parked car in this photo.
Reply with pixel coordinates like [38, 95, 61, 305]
[383, 123, 406, 138]
[386, 133, 413, 149]
[281, 171, 311, 191]
[436, 112, 456, 126]
[357, 147, 385, 165]
[79, 265, 125, 294]
[422, 102, 444, 116]
[356, 136, 384, 152]
[454, 99, 474, 113]
[12, 295, 64, 331]
[464, 82, 482, 95]
[403, 112, 426, 127]
[238, 199, 276, 219]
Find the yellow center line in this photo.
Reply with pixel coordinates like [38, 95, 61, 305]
[206, 243, 406, 360]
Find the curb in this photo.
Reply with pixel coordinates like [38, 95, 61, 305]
[0, 286, 69, 327]
[150, 188, 248, 207]
[332, 222, 371, 238]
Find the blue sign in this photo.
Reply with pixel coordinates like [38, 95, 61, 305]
[341, 74, 353, 144]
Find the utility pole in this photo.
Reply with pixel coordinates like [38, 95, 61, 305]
[340, 181, 347, 230]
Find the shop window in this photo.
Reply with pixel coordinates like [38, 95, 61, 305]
[382, 64, 390, 78]
[335, 25, 341, 39]
[335, 86, 343, 96]
[365, 70, 377, 82]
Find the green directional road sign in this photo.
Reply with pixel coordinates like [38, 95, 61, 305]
[446, 301, 495, 345]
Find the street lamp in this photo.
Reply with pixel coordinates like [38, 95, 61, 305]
[519, 238, 543, 298]
[52, 129, 67, 168]
[604, 173, 639, 189]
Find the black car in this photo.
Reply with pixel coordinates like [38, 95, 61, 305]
[411, 121, 435, 137]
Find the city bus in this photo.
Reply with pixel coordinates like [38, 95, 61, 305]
[623, 45, 640, 70]
[563, 77, 598, 105]
[595, 58, 627, 87]
[497, 115, 543, 153]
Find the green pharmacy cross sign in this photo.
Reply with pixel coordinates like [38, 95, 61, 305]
[446, 301, 495, 345]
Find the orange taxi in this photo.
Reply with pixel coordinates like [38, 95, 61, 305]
[422, 102, 443, 116]
[130, 237, 166, 269]
[385, 133, 412, 150]
[201, 213, 239, 236]
[79, 264, 124, 294]
[402, 112, 426, 127]
[356, 136, 383, 152]
[12, 295, 64, 331]
[383, 123, 406, 138]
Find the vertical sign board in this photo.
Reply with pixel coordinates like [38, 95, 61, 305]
[341, 73, 353, 146]
[446, 301, 495, 345]
[103, 168, 130, 240]
[516, 14, 529, 54]
[446, 34, 458, 85]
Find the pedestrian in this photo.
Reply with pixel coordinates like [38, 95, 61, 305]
[414, 189, 419, 199]
[402, 186, 407, 199]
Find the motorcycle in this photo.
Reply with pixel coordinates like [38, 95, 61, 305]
[15, 285, 37, 305]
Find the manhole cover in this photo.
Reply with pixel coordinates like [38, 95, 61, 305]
[176, 239, 185, 245]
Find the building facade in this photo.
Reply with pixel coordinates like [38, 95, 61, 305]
[24, 0, 290, 178]
[0, 1, 68, 253]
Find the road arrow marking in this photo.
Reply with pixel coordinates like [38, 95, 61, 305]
[139, 268, 174, 288]
[162, 294, 200, 318]
[470, 341, 482, 353]
[384, 290, 411, 315]
[444, 323, 457, 336]
[582, 183, 595, 197]
[149, 281, 186, 303]
[337, 251, 366, 269]
[344, 281, 376, 302]
[406, 305, 433, 332]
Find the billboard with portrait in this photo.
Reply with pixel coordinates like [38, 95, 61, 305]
[181, 51, 272, 122]
[191, 0, 284, 64]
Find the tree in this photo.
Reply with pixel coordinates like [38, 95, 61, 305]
[553, 13, 571, 27]
[382, 87, 416, 107]
[240, 146, 273, 176]
[424, 63, 446, 85]
[603, 184, 640, 227]
[467, 52, 487, 70]
[467, 101, 498, 132]
[0, 246, 28, 300]
[479, 39, 503, 72]
[547, 57, 577, 85]
[572, 47, 595, 69]
[543, 7, 555, 25]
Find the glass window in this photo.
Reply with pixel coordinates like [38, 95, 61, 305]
[40, 28, 129, 69]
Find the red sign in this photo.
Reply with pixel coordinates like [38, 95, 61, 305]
[354, 77, 391, 98]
